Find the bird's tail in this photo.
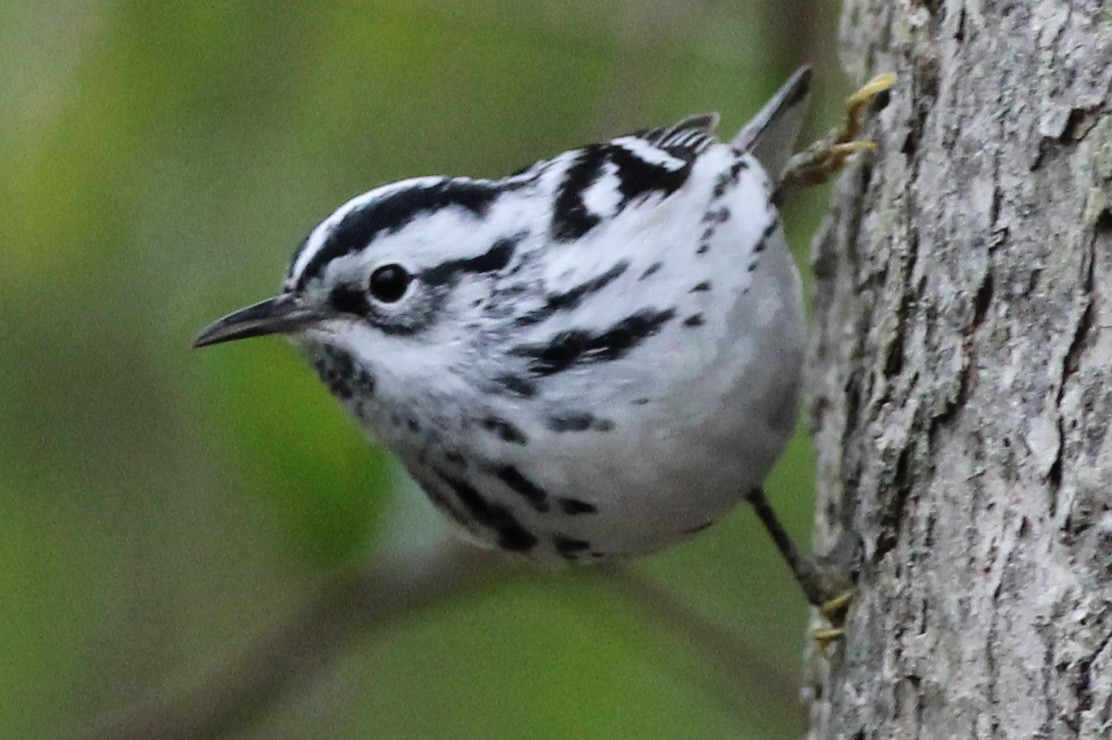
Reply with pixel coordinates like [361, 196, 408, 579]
[731, 66, 812, 181]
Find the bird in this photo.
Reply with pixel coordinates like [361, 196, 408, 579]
[194, 67, 893, 618]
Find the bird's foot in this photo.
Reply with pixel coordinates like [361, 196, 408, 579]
[781, 72, 896, 189]
[819, 589, 854, 622]
[811, 589, 853, 656]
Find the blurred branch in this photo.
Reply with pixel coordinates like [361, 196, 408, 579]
[82, 536, 805, 738]
[86, 542, 802, 738]
[84, 544, 516, 740]
[592, 565, 801, 716]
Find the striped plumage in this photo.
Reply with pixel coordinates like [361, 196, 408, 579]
[196, 68, 813, 562]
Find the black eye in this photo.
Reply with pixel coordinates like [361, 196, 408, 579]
[368, 264, 411, 303]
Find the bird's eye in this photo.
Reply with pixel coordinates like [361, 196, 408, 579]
[368, 264, 411, 303]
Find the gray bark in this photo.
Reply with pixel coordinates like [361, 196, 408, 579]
[805, 1, 1112, 738]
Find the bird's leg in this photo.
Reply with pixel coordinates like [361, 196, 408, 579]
[744, 487, 853, 643]
[780, 72, 896, 190]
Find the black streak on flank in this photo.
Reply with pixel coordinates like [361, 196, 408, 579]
[753, 218, 778, 253]
[547, 260, 627, 310]
[480, 415, 528, 445]
[702, 206, 730, 224]
[554, 535, 592, 560]
[712, 178, 729, 199]
[422, 234, 522, 287]
[715, 163, 733, 194]
[516, 261, 630, 327]
[298, 179, 501, 288]
[418, 479, 472, 529]
[547, 412, 615, 432]
[639, 262, 662, 281]
[511, 308, 676, 376]
[559, 498, 598, 515]
[493, 374, 537, 398]
[729, 157, 749, 180]
[713, 158, 751, 197]
[439, 472, 538, 552]
[494, 465, 550, 511]
[683, 314, 705, 327]
[690, 281, 711, 293]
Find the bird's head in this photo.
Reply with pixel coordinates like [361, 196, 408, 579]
[194, 176, 532, 389]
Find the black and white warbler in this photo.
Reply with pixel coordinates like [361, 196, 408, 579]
[195, 68, 893, 615]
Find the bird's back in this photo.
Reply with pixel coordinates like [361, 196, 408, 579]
[404, 127, 807, 560]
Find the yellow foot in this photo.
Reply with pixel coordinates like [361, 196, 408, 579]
[844, 73, 898, 139]
[812, 626, 845, 655]
[782, 72, 896, 188]
[811, 589, 854, 657]
[819, 589, 854, 621]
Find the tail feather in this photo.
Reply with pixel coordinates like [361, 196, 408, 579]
[732, 66, 812, 180]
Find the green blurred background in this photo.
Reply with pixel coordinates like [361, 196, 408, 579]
[0, 1, 845, 737]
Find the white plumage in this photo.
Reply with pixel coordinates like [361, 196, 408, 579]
[195, 68, 815, 562]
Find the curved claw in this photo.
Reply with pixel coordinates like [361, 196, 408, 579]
[841, 72, 897, 144]
[830, 141, 876, 156]
[779, 72, 896, 190]
[813, 590, 854, 658]
[819, 590, 854, 620]
[813, 626, 846, 657]
[846, 73, 897, 110]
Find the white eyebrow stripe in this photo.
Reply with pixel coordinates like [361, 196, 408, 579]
[289, 177, 445, 285]
[290, 194, 370, 283]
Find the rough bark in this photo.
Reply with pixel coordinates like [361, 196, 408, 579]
[805, 2, 1112, 738]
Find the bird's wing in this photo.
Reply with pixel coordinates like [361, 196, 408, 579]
[631, 113, 721, 161]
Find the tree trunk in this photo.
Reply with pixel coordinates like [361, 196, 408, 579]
[805, 2, 1112, 737]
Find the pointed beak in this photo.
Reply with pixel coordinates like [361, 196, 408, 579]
[192, 294, 326, 349]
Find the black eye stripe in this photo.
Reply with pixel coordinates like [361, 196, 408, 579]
[330, 284, 370, 315]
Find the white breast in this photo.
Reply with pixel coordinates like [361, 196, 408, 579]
[468, 146, 807, 558]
